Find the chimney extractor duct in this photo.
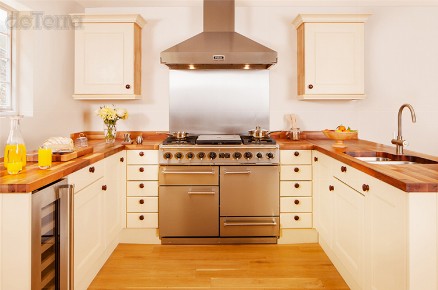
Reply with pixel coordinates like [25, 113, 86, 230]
[160, 0, 277, 70]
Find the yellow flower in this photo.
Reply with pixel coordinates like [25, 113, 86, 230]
[97, 105, 128, 124]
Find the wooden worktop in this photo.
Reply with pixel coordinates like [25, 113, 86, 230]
[2, 131, 438, 193]
[0, 132, 167, 193]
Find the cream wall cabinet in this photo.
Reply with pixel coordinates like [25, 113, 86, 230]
[126, 150, 159, 229]
[293, 14, 369, 100]
[71, 14, 146, 100]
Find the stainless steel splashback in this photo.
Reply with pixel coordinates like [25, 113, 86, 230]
[169, 70, 269, 134]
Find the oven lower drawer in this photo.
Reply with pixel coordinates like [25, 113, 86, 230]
[220, 217, 280, 237]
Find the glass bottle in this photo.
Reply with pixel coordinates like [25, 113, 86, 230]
[4, 116, 27, 174]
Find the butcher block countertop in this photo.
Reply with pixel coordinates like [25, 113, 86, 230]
[1, 131, 438, 193]
[0, 132, 167, 193]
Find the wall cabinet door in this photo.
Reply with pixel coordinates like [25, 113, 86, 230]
[293, 14, 369, 100]
[72, 14, 145, 99]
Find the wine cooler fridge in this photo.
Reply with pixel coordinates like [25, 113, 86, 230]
[31, 179, 74, 290]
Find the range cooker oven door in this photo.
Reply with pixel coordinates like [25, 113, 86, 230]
[220, 165, 280, 237]
[159, 166, 219, 238]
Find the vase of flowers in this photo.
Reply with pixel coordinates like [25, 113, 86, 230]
[96, 105, 128, 144]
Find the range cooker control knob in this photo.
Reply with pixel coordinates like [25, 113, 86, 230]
[175, 152, 183, 160]
[233, 152, 242, 160]
[186, 152, 194, 160]
[244, 152, 253, 160]
[256, 152, 263, 159]
[197, 152, 205, 160]
[266, 152, 274, 159]
[163, 152, 172, 160]
[209, 152, 217, 160]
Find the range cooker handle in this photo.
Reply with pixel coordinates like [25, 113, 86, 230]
[161, 170, 215, 175]
[223, 221, 277, 226]
[223, 170, 251, 175]
[187, 191, 216, 196]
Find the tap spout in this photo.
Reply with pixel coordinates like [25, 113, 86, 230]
[391, 103, 416, 155]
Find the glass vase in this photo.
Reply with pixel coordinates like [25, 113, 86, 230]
[4, 116, 27, 174]
[104, 123, 117, 144]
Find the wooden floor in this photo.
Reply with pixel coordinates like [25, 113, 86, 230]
[89, 243, 349, 289]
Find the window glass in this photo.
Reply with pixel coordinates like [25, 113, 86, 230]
[0, 6, 11, 112]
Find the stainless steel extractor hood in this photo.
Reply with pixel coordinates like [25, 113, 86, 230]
[160, 0, 277, 69]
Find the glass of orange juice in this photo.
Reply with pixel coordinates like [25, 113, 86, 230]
[4, 144, 25, 174]
[38, 146, 52, 169]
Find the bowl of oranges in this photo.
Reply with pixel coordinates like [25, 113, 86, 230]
[322, 125, 358, 148]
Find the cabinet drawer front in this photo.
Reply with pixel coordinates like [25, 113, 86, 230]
[280, 165, 312, 180]
[127, 181, 158, 196]
[280, 181, 312, 197]
[127, 213, 158, 228]
[280, 150, 312, 165]
[280, 213, 312, 229]
[280, 197, 312, 213]
[127, 165, 158, 181]
[332, 160, 371, 195]
[127, 197, 158, 213]
[68, 161, 104, 192]
[127, 150, 158, 165]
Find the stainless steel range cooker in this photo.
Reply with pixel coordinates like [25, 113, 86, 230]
[158, 134, 280, 244]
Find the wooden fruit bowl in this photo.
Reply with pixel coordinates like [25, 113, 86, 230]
[322, 130, 358, 148]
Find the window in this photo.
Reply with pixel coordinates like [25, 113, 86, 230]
[0, 6, 12, 112]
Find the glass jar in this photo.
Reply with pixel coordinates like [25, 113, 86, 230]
[4, 116, 27, 174]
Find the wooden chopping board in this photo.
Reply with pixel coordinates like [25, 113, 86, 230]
[26, 146, 93, 162]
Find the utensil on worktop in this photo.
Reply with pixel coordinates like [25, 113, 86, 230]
[287, 114, 301, 141]
[122, 133, 133, 144]
[136, 135, 143, 145]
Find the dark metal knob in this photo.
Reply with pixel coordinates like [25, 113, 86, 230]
[139, 151, 144, 157]
[233, 152, 242, 159]
[308, 84, 313, 89]
[102, 185, 107, 191]
[139, 167, 144, 172]
[120, 157, 124, 162]
[294, 215, 300, 221]
[256, 152, 263, 159]
[294, 151, 300, 157]
[341, 166, 347, 172]
[175, 152, 183, 160]
[89, 166, 95, 173]
[294, 183, 300, 189]
[139, 199, 144, 204]
[294, 199, 300, 205]
[209, 152, 217, 160]
[139, 183, 144, 189]
[186, 152, 194, 159]
[329, 185, 334, 191]
[139, 215, 144, 220]
[362, 184, 370, 192]
[197, 152, 205, 159]
[266, 152, 274, 159]
[126, 84, 131, 89]
[294, 167, 300, 173]
[163, 152, 172, 159]
[244, 152, 253, 159]
[314, 157, 318, 162]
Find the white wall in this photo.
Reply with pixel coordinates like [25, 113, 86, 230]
[0, 0, 84, 153]
[1, 1, 438, 156]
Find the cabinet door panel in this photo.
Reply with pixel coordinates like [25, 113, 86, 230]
[305, 23, 364, 95]
[332, 178, 364, 286]
[75, 23, 134, 94]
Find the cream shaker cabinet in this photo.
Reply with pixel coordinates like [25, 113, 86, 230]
[293, 14, 369, 100]
[71, 14, 146, 99]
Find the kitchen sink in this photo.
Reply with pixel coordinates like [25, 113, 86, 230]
[344, 151, 438, 165]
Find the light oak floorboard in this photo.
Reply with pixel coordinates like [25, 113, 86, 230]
[89, 243, 349, 289]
